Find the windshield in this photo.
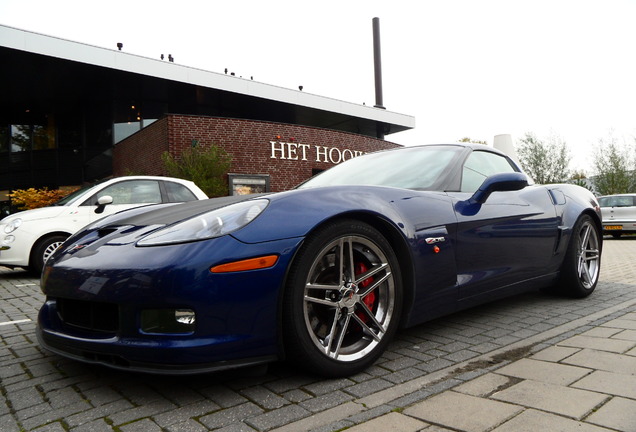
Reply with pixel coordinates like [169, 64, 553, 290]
[298, 145, 464, 191]
[52, 181, 103, 206]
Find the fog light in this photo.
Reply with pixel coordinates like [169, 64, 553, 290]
[2, 235, 15, 245]
[140, 308, 196, 334]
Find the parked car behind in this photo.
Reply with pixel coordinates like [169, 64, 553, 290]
[598, 193, 636, 238]
[0, 176, 207, 273]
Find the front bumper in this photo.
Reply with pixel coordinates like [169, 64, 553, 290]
[37, 234, 303, 374]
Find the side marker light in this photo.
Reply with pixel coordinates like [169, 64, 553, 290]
[211, 255, 279, 273]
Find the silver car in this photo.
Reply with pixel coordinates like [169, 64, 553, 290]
[598, 194, 636, 238]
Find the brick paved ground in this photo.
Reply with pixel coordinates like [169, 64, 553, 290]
[1, 237, 635, 431]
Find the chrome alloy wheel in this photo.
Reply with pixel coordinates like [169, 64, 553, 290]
[302, 235, 396, 362]
[576, 220, 600, 289]
[43, 240, 65, 263]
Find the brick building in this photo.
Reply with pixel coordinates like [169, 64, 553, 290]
[1, 24, 414, 206]
[114, 115, 400, 194]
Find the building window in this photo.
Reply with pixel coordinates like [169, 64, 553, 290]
[10, 125, 30, 152]
[0, 125, 8, 152]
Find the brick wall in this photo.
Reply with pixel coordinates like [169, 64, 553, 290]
[113, 117, 170, 176]
[114, 115, 401, 193]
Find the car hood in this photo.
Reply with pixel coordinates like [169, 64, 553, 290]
[89, 194, 265, 229]
[1, 206, 69, 223]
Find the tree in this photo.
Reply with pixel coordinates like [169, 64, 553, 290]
[9, 187, 78, 210]
[567, 170, 593, 191]
[458, 137, 487, 145]
[591, 135, 635, 196]
[162, 143, 232, 197]
[515, 132, 571, 184]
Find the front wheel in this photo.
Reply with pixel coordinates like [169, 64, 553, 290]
[557, 215, 601, 298]
[30, 234, 68, 275]
[283, 220, 402, 377]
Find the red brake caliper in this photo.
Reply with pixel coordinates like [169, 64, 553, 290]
[355, 262, 375, 322]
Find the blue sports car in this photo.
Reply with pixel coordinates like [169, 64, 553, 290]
[37, 144, 602, 377]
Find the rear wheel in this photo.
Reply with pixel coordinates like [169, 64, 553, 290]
[283, 220, 402, 377]
[31, 235, 68, 275]
[557, 215, 601, 298]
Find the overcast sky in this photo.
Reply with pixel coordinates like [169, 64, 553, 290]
[3, 0, 635, 173]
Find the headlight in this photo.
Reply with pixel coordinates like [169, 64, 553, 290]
[4, 218, 22, 234]
[137, 199, 268, 246]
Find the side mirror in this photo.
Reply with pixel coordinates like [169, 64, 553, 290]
[95, 195, 113, 214]
[470, 172, 528, 204]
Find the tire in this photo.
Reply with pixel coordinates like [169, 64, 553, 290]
[30, 234, 68, 275]
[283, 219, 402, 377]
[557, 215, 601, 298]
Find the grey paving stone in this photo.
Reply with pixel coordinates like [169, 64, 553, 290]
[573, 370, 636, 399]
[529, 345, 580, 362]
[214, 422, 259, 432]
[246, 404, 311, 431]
[491, 409, 611, 432]
[119, 418, 163, 432]
[586, 397, 636, 431]
[65, 399, 135, 427]
[199, 384, 249, 408]
[558, 334, 636, 353]
[280, 389, 313, 403]
[495, 358, 592, 386]
[404, 391, 522, 432]
[454, 373, 512, 397]
[0, 413, 21, 432]
[307, 419, 354, 432]
[198, 402, 263, 429]
[601, 318, 636, 330]
[346, 412, 426, 432]
[152, 400, 220, 427]
[389, 378, 463, 408]
[380, 356, 420, 371]
[241, 386, 289, 410]
[47, 386, 89, 409]
[108, 400, 178, 427]
[300, 378, 353, 396]
[444, 348, 479, 362]
[298, 390, 353, 413]
[382, 366, 428, 384]
[69, 418, 115, 432]
[492, 380, 608, 419]
[29, 421, 67, 432]
[344, 378, 393, 398]
[563, 348, 636, 375]
[615, 329, 636, 341]
[164, 419, 210, 432]
[7, 386, 45, 411]
[20, 401, 90, 431]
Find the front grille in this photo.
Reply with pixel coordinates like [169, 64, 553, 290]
[56, 298, 119, 333]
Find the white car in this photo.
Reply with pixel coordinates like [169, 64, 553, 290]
[598, 193, 636, 238]
[0, 176, 208, 273]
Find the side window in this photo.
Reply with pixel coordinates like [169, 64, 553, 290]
[615, 196, 634, 207]
[164, 181, 198, 202]
[461, 151, 517, 193]
[93, 180, 162, 205]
